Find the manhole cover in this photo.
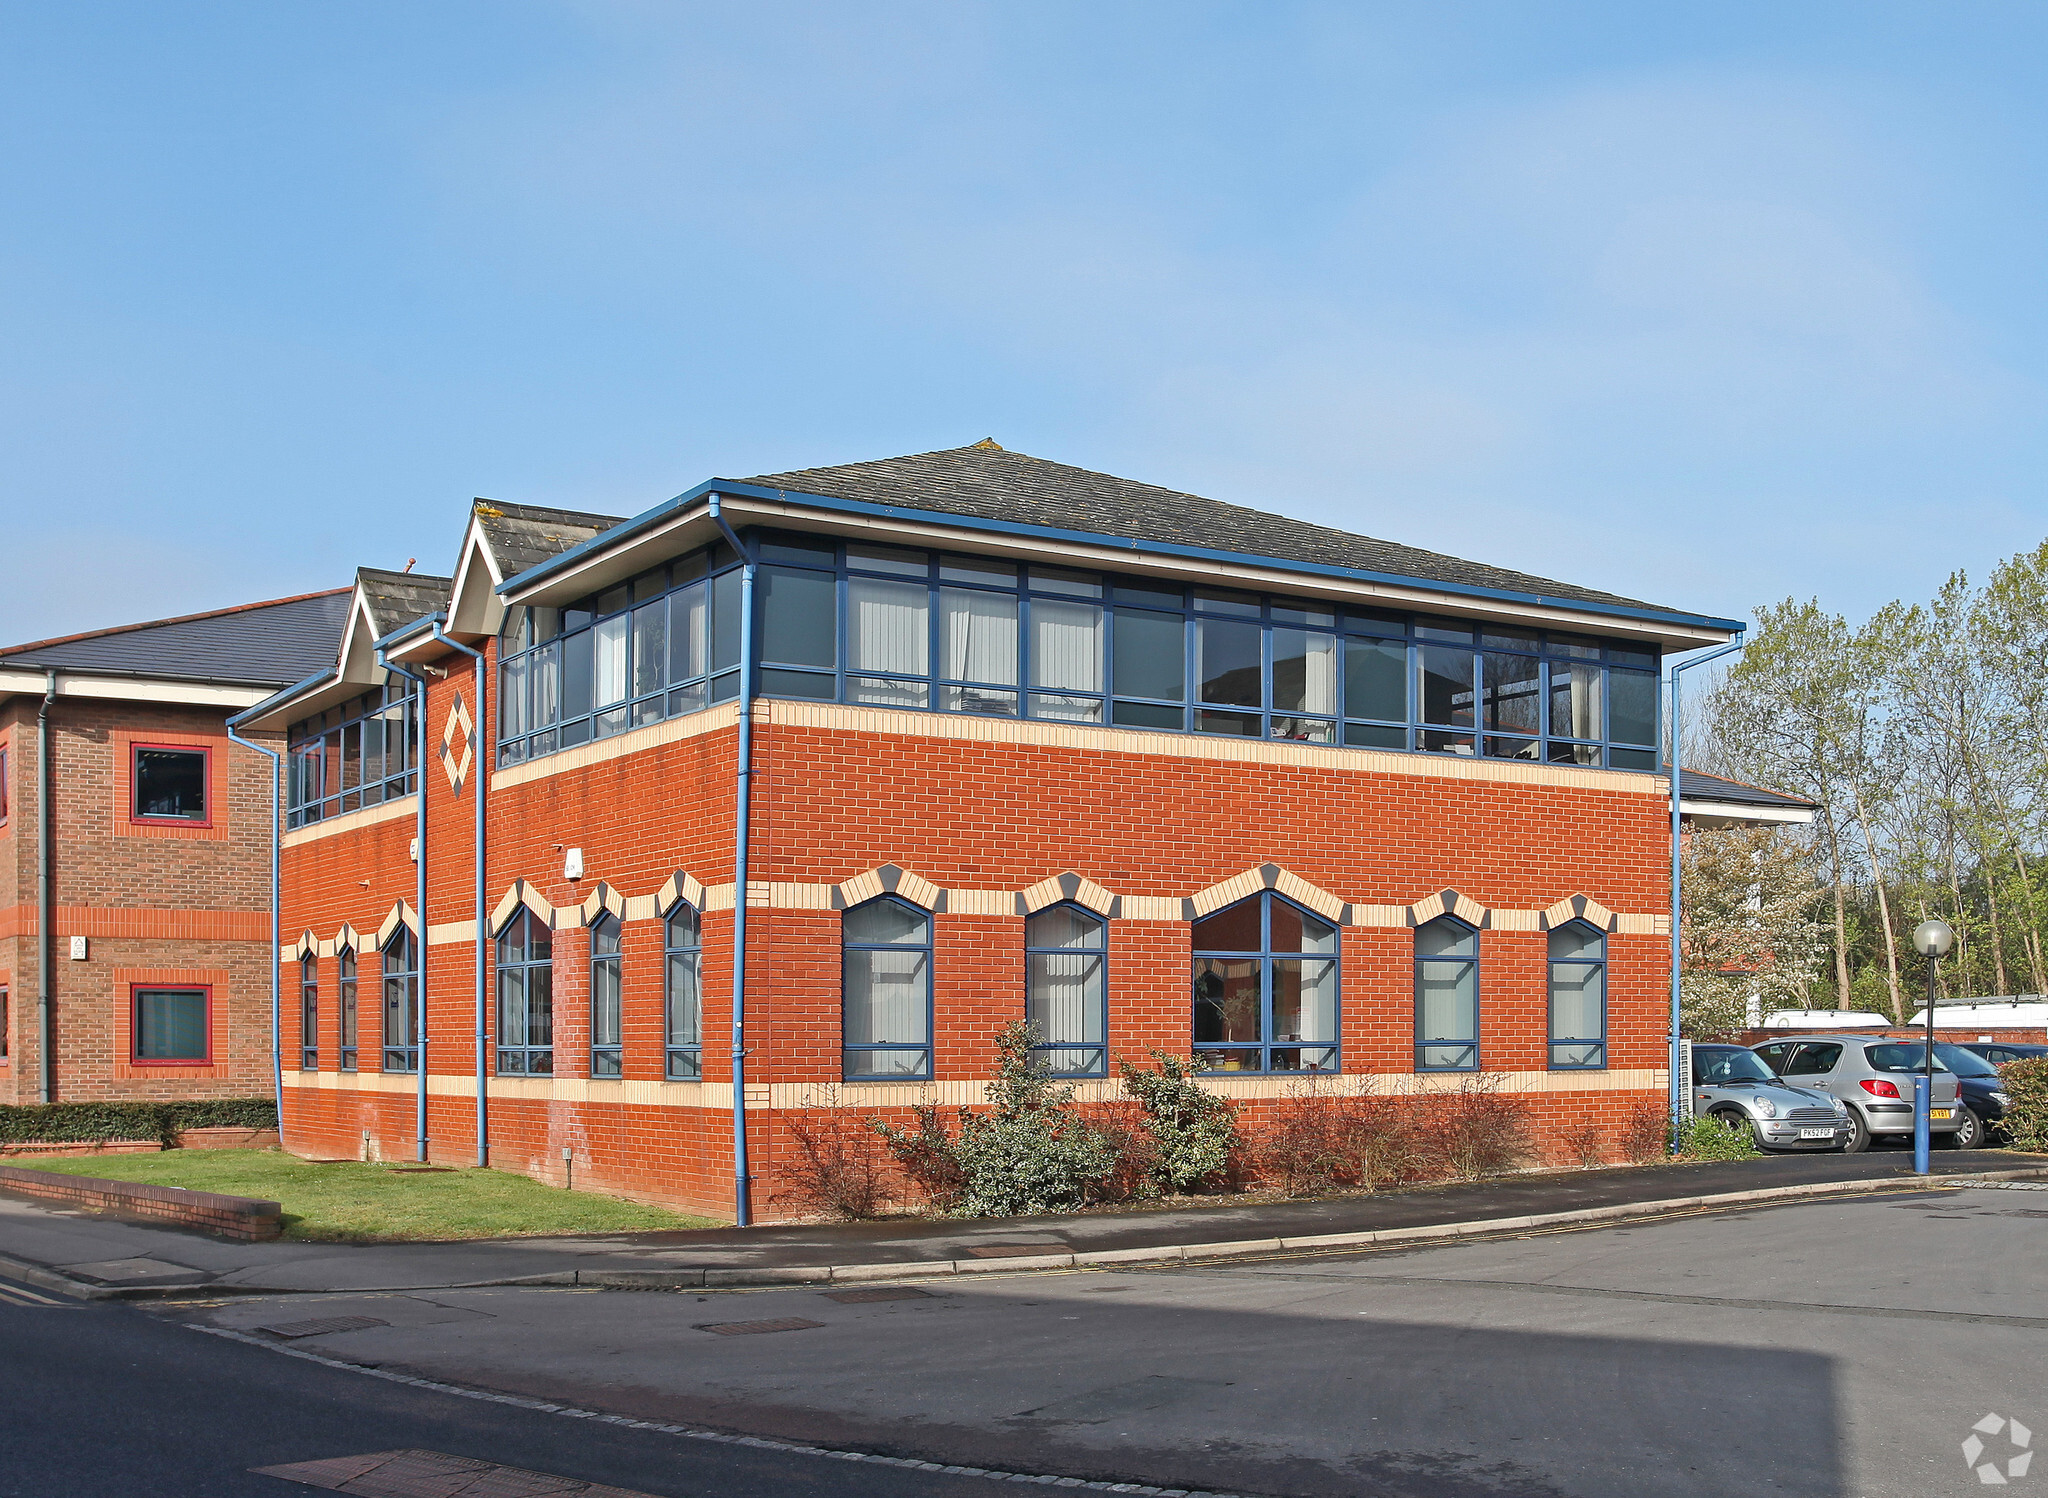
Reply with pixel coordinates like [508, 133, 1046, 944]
[963, 1243, 1069, 1258]
[694, 1317, 825, 1336]
[822, 1286, 934, 1304]
[256, 1315, 389, 1339]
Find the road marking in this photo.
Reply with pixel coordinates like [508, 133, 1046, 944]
[192, 1323, 1255, 1497]
[0, 1281, 68, 1307]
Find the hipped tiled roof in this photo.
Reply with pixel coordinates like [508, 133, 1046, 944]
[0, 589, 352, 689]
[747, 441, 1666, 614]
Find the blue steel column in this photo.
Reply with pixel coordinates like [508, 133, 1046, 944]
[1668, 635, 1745, 1150]
[707, 493, 755, 1227]
[379, 652, 432, 1163]
[429, 622, 490, 1169]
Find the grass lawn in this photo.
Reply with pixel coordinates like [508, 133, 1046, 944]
[18, 1150, 722, 1242]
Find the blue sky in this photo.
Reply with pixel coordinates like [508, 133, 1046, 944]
[3, 2, 2045, 644]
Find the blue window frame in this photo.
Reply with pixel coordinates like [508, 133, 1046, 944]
[1025, 904, 1107, 1077]
[842, 898, 932, 1081]
[1191, 893, 1339, 1074]
[337, 947, 358, 1072]
[1414, 917, 1479, 1071]
[299, 956, 318, 1071]
[664, 903, 702, 1081]
[496, 531, 1662, 774]
[285, 678, 419, 829]
[495, 907, 554, 1076]
[381, 927, 420, 1074]
[590, 915, 622, 1078]
[1548, 922, 1607, 1069]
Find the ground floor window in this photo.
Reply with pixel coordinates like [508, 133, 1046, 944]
[590, 916, 622, 1078]
[299, 956, 318, 1069]
[1415, 917, 1479, 1070]
[382, 929, 420, 1072]
[843, 898, 932, 1080]
[1191, 893, 1338, 1074]
[495, 907, 553, 1076]
[1548, 922, 1606, 1069]
[338, 949, 358, 1071]
[664, 903, 702, 1080]
[1025, 904, 1107, 1076]
[134, 986, 209, 1062]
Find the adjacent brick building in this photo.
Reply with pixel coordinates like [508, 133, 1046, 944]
[245, 443, 1774, 1220]
[0, 590, 350, 1103]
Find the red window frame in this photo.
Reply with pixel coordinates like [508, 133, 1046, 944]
[129, 742, 213, 828]
[130, 983, 213, 1064]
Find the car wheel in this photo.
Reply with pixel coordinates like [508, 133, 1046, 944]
[1943, 1110, 1984, 1150]
[1840, 1108, 1871, 1153]
[1711, 1109, 1760, 1149]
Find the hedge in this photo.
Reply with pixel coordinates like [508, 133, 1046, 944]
[1998, 1058, 2048, 1153]
[0, 1099, 278, 1147]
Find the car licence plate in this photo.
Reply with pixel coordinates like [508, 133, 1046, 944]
[1799, 1128, 1835, 1139]
[1930, 1109, 1953, 1120]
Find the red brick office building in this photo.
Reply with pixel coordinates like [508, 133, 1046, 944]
[247, 444, 1752, 1220]
[0, 590, 350, 1103]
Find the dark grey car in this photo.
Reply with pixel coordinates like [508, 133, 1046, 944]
[1752, 1034, 1965, 1152]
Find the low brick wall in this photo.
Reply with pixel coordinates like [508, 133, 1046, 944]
[0, 1141, 163, 1158]
[175, 1127, 281, 1151]
[0, 1164, 283, 1241]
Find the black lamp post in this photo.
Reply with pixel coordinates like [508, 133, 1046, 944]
[1910, 918, 1955, 1174]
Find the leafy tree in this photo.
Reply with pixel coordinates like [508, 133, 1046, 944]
[1680, 823, 1825, 1037]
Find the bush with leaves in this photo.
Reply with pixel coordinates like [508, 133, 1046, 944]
[769, 1087, 892, 1221]
[1118, 1051, 1240, 1194]
[1996, 1057, 2048, 1152]
[1428, 1073, 1536, 1180]
[1676, 1113, 1762, 1161]
[872, 1022, 1117, 1218]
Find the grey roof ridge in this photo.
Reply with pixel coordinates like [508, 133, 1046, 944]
[0, 585, 354, 661]
[358, 565, 454, 586]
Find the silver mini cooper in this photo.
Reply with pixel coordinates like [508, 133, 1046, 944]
[1691, 1043, 1852, 1151]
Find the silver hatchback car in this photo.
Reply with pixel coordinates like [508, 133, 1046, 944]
[1751, 1034, 1965, 1152]
[1692, 1043, 1851, 1150]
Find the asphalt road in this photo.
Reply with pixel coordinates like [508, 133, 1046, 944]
[0, 1277, 1017, 1498]
[7, 1185, 2042, 1498]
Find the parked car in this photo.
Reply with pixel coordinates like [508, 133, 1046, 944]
[1932, 1042, 2010, 1149]
[1751, 1035, 1966, 1153]
[1957, 1041, 2048, 1068]
[1691, 1044, 1851, 1151]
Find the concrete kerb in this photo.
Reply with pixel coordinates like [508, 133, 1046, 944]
[10, 1166, 2047, 1303]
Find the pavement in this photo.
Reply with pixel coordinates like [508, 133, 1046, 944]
[0, 1146, 2042, 1299]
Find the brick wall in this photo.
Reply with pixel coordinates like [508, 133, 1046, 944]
[0, 696, 280, 1103]
[278, 638, 1677, 1220]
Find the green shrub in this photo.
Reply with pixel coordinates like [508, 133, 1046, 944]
[1677, 1114, 1761, 1161]
[0, 1098, 277, 1148]
[1118, 1051, 1240, 1194]
[1997, 1057, 2048, 1152]
[872, 1022, 1117, 1217]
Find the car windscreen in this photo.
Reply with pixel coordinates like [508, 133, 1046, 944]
[1696, 1048, 1775, 1083]
[1866, 1043, 1952, 1073]
[1934, 1043, 1999, 1077]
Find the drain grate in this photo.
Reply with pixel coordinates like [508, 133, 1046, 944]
[822, 1286, 934, 1304]
[694, 1316, 825, 1336]
[963, 1243, 1069, 1258]
[255, 1315, 389, 1340]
